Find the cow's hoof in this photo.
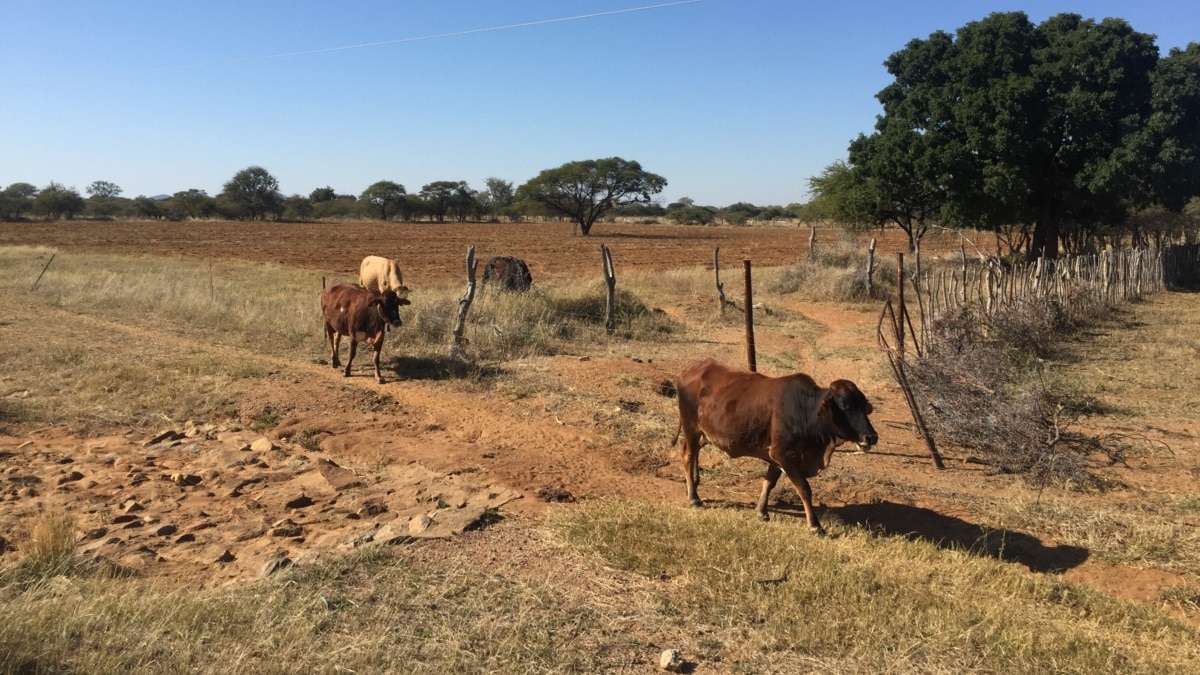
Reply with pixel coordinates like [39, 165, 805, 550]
[376, 377, 385, 385]
[688, 499, 703, 509]
[811, 526, 827, 537]
[757, 511, 770, 522]
[342, 371, 351, 378]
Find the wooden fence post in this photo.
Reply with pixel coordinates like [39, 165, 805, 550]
[600, 244, 616, 334]
[450, 246, 478, 359]
[743, 259, 756, 372]
[896, 253, 905, 359]
[866, 238, 876, 298]
[713, 247, 727, 314]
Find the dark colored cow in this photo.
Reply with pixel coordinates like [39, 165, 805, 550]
[673, 359, 878, 534]
[482, 256, 533, 292]
[320, 282, 410, 384]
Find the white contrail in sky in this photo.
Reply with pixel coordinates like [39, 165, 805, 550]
[136, 0, 703, 73]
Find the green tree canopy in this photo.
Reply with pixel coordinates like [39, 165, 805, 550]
[0, 182, 38, 220]
[220, 166, 282, 220]
[359, 180, 407, 221]
[419, 181, 464, 222]
[310, 186, 337, 203]
[515, 157, 666, 235]
[839, 11, 1199, 259]
[86, 181, 122, 199]
[34, 182, 85, 220]
[172, 189, 213, 219]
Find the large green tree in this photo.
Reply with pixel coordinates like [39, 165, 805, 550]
[359, 180, 407, 221]
[845, 12, 1197, 259]
[220, 166, 281, 220]
[515, 157, 666, 235]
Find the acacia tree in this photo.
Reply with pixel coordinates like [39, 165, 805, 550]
[419, 181, 463, 222]
[360, 180, 407, 220]
[515, 157, 666, 235]
[221, 166, 281, 220]
[172, 189, 212, 219]
[0, 182, 38, 220]
[34, 182, 85, 220]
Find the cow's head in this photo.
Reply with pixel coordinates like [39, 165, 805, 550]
[823, 380, 878, 451]
[374, 290, 411, 328]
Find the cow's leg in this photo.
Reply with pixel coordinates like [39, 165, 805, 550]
[372, 342, 385, 384]
[327, 328, 342, 369]
[343, 340, 357, 377]
[681, 428, 703, 508]
[780, 463, 823, 535]
[756, 463, 782, 521]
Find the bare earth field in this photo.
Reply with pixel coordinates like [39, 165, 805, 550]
[1, 219, 1198, 664]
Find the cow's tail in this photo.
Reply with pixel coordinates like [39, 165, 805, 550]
[670, 420, 682, 448]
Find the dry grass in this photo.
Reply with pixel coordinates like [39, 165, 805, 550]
[0, 508, 81, 587]
[546, 499, 1200, 673]
[0, 546, 612, 674]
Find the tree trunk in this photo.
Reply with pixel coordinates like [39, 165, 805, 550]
[1029, 213, 1061, 261]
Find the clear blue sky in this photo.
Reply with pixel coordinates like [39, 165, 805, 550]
[2, 1, 1197, 207]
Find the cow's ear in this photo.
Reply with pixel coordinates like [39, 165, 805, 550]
[397, 298, 412, 306]
[818, 390, 837, 417]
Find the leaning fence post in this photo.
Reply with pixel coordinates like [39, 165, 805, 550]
[30, 253, 55, 291]
[743, 259, 757, 372]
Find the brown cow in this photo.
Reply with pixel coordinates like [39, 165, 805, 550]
[481, 256, 533, 292]
[358, 255, 410, 298]
[674, 359, 878, 534]
[320, 283, 410, 384]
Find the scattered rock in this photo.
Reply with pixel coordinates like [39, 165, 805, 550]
[144, 430, 184, 447]
[57, 471, 84, 485]
[174, 533, 196, 544]
[260, 554, 292, 578]
[81, 527, 108, 541]
[250, 438, 277, 453]
[215, 549, 236, 564]
[317, 458, 364, 492]
[169, 473, 202, 486]
[659, 649, 685, 672]
[121, 500, 144, 513]
[269, 519, 303, 538]
[537, 487, 576, 503]
[409, 514, 434, 535]
[356, 501, 388, 518]
[155, 524, 178, 537]
[285, 495, 315, 509]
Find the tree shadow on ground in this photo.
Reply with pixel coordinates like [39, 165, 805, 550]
[388, 355, 506, 382]
[831, 501, 1089, 573]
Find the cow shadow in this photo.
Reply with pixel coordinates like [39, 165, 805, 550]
[387, 356, 506, 382]
[829, 501, 1089, 573]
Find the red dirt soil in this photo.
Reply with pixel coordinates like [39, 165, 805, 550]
[1, 220, 1196, 623]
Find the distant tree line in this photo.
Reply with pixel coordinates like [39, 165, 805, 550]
[0, 158, 680, 236]
[808, 11, 1200, 258]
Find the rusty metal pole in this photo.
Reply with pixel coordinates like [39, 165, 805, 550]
[896, 252, 905, 359]
[743, 259, 756, 372]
